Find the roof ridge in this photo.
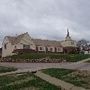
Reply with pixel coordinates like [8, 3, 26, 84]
[6, 32, 29, 45]
[32, 38, 60, 42]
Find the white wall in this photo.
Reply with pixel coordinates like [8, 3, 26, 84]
[20, 33, 36, 50]
[61, 40, 77, 47]
[2, 37, 15, 57]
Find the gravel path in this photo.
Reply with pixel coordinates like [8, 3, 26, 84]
[0, 62, 90, 71]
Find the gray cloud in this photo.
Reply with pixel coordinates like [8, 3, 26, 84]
[0, 0, 90, 47]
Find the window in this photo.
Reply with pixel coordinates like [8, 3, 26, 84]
[57, 48, 60, 51]
[4, 44, 7, 49]
[71, 41, 74, 45]
[23, 44, 30, 49]
[57, 47, 62, 52]
[40, 47, 43, 50]
[50, 48, 53, 51]
[15, 46, 17, 49]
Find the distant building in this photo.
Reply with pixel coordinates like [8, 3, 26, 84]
[2, 29, 77, 57]
[82, 42, 90, 54]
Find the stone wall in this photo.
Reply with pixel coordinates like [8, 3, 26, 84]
[0, 57, 65, 63]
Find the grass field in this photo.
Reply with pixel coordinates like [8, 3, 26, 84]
[6, 53, 90, 62]
[42, 68, 90, 89]
[0, 72, 60, 90]
[0, 66, 17, 73]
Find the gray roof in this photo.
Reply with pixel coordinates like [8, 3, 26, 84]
[5, 33, 62, 47]
[32, 39, 62, 47]
[6, 32, 28, 45]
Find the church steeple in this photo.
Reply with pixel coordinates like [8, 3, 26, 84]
[65, 28, 71, 41]
[67, 28, 70, 37]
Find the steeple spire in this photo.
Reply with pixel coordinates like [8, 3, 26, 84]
[67, 28, 70, 37]
[65, 28, 71, 41]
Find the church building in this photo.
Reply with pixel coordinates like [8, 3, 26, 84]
[2, 29, 77, 57]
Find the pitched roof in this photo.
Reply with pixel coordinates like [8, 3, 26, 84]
[32, 39, 62, 47]
[6, 32, 28, 45]
[5, 32, 62, 47]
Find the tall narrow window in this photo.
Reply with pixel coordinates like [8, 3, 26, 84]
[15, 46, 17, 49]
[4, 44, 7, 49]
[58, 48, 60, 51]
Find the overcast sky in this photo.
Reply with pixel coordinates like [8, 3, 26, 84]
[0, 0, 90, 45]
